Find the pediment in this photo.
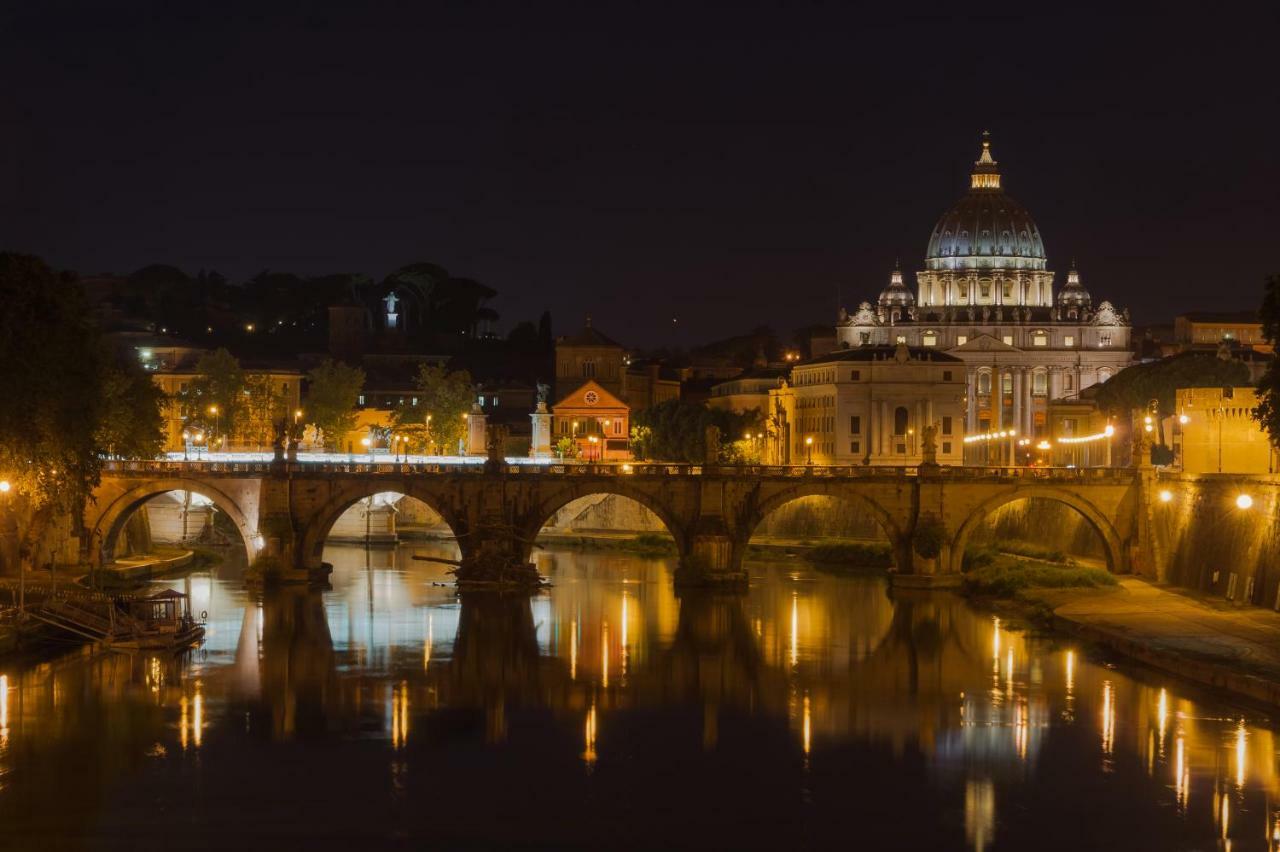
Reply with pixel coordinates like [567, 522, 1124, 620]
[553, 379, 628, 410]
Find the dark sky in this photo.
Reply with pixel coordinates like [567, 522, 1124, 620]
[2, 3, 1277, 347]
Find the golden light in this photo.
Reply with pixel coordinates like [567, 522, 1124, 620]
[361, 437, 371, 448]
[1236, 494, 1254, 510]
[1179, 414, 1190, 425]
[1036, 440, 1052, 450]
[1159, 490, 1173, 503]
[0, 481, 9, 494]
[805, 436, 813, 446]
[1104, 424, 1116, 437]
[208, 405, 218, 415]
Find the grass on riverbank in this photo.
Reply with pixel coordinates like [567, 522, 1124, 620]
[963, 554, 1116, 598]
[537, 533, 677, 557]
[963, 541, 1072, 571]
[803, 542, 894, 569]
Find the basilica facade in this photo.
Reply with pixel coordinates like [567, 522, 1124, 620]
[834, 134, 1133, 439]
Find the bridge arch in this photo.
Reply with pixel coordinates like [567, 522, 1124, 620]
[299, 481, 465, 571]
[90, 478, 258, 568]
[950, 485, 1126, 575]
[744, 482, 905, 571]
[520, 482, 689, 562]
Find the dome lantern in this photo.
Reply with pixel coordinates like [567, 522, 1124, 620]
[970, 131, 1001, 191]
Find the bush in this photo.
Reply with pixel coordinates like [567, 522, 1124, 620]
[996, 539, 1071, 564]
[806, 542, 894, 568]
[912, 514, 946, 559]
[963, 557, 1117, 598]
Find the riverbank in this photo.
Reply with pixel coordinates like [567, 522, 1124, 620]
[1007, 578, 1280, 709]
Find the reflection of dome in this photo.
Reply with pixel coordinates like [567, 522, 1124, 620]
[924, 133, 1047, 272]
[877, 265, 915, 307]
[1056, 263, 1091, 308]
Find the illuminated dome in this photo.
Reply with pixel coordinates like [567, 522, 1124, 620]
[877, 264, 914, 307]
[1056, 263, 1092, 308]
[924, 133, 1047, 272]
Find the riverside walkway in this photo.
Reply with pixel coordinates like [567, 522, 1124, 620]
[1038, 578, 1280, 708]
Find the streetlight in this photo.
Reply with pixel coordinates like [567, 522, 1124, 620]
[588, 434, 600, 462]
[182, 430, 191, 461]
[1159, 489, 1173, 503]
[208, 405, 221, 452]
[361, 436, 372, 462]
[425, 414, 433, 455]
[1236, 494, 1254, 510]
[0, 481, 9, 494]
[805, 435, 814, 465]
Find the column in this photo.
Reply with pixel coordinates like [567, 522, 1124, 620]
[1023, 369, 1034, 437]
[993, 371, 1003, 431]
[966, 371, 977, 432]
[1012, 370, 1023, 436]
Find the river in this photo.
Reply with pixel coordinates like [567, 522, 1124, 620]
[0, 543, 1274, 850]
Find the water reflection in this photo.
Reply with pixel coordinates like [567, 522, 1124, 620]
[0, 545, 1276, 848]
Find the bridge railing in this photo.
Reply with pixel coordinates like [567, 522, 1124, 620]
[103, 459, 1136, 482]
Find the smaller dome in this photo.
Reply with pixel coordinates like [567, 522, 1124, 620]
[878, 265, 915, 308]
[1057, 263, 1091, 308]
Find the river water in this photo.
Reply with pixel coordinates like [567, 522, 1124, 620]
[0, 544, 1275, 850]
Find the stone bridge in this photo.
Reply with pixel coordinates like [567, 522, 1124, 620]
[58, 460, 1154, 586]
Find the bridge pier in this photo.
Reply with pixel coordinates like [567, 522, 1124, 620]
[675, 516, 747, 589]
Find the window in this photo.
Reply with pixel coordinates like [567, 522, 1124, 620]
[1099, 334, 1112, 347]
[980, 282, 991, 298]
[583, 360, 596, 377]
[1033, 372, 1047, 395]
[1002, 335, 1014, 346]
[1065, 374, 1075, 391]
[357, 395, 366, 406]
[1032, 333, 1047, 347]
[859, 332, 870, 345]
[978, 372, 991, 394]
[942, 416, 953, 436]
[1002, 282, 1012, 299]
[942, 442, 952, 454]
[943, 370, 953, 381]
[411, 397, 418, 406]
[851, 441, 860, 454]
[281, 382, 290, 395]
[957, 335, 968, 346]
[614, 420, 622, 435]
[850, 415, 861, 434]
[893, 406, 909, 436]
[1064, 335, 1075, 347]
[850, 370, 861, 381]
[923, 332, 937, 347]
[1002, 374, 1013, 393]
[1098, 368, 1113, 383]
[896, 335, 907, 344]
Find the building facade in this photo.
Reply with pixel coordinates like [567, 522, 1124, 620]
[551, 380, 631, 461]
[1177, 387, 1278, 475]
[834, 134, 1134, 441]
[766, 344, 966, 466]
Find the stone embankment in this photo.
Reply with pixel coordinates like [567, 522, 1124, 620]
[1029, 578, 1280, 708]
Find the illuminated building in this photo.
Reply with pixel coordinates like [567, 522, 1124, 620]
[834, 134, 1134, 440]
[1177, 387, 1278, 474]
[766, 343, 966, 465]
[551, 380, 631, 461]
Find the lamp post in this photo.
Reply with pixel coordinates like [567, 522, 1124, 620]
[208, 405, 220, 453]
[182, 430, 190, 461]
[588, 434, 600, 462]
[361, 436, 372, 462]
[425, 414, 433, 456]
[600, 418, 611, 461]
[805, 435, 814, 465]
[0, 480, 19, 611]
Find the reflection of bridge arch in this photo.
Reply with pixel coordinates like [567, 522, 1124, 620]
[520, 483, 689, 561]
[89, 478, 257, 568]
[300, 480, 465, 570]
[950, 486, 1126, 574]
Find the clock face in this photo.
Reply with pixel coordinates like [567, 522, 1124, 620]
[584, 391, 599, 405]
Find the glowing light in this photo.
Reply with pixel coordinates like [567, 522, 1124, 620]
[583, 703, 598, 765]
[1235, 720, 1247, 788]
[1065, 650, 1074, 693]
[423, 612, 433, 670]
[391, 680, 410, 749]
[601, 621, 609, 688]
[0, 481, 9, 493]
[1175, 736, 1189, 811]
[1159, 490, 1173, 503]
[1236, 494, 1254, 510]
[802, 693, 811, 755]
[621, 592, 630, 678]
[570, 619, 578, 680]
[1101, 680, 1115, 755]
[1179, 414, 1190, 425]
[193, 687, 204, 749]
[1157, 688, 1168, 745]
[790, 593, 799, 667]
[1057, 427, 1115, 445]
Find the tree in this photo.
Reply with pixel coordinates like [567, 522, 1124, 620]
[242, 374, 288, 450]
[1255, 275, 1280, 445]
[181, 348, 247, 446]
[630, 399, 761, 463]
[1093, 351, 1251, 447]
[0, 254, 105, 511]
[305, 360, 365, 450]
[393, 364, 474, 455]
[96, 355, 166, 459]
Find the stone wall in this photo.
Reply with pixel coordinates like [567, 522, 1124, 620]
[966, 497, 1108, 560]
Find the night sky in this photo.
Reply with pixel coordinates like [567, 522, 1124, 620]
[2, 4, 1277, 347]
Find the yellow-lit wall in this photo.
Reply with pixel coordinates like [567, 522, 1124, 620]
[1178, 387, 1277, 475]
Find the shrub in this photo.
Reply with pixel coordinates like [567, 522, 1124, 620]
[962, 557, 1117, 598]
[806, 542, 894, 568]
[996, 539, 1071, 564]
[912, 514, 947, 559]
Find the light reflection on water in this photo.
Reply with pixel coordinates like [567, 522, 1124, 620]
[0, 544, 1276, 849]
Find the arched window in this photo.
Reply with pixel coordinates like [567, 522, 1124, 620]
[978, 372, 991, 394]
[893, 406, 909, 436]
[1033, 371, 1048, 395]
